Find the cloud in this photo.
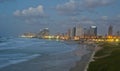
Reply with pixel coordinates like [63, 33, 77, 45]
[56, 0, 82, 16]
[101, 16, 108, 20]
[13, 5, 49, 25]
[14, 5, 46, 18]
[83, 0, 115, 8]
[56, 0, 116, 16]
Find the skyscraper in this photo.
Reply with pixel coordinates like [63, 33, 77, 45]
[76, 25, 83, 37]
[116, 31, 120, 36]
[90, 26, 97, 36]
[83, 28, 89, 38]
[72, 27, 76, 37]
[108, 25, 113, 36]
[67, 28, 71, 37]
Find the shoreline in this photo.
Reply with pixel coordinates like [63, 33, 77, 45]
[70, 43, 96, 71]
[84, 44, 98, 71]
[84, 44, 102, 71]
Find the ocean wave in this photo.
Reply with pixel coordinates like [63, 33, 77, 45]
[0, 38, 47, 50]
[0, 38, 83, 70]
[0, 54, 41, 69]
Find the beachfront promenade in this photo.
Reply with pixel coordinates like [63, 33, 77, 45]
[21, 34, 120, 43]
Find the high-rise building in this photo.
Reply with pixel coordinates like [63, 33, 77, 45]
[116, 31, 120, 36]
[108, 25, 113, 36]
[76, 25, 83, 37]
[90, 26, 97, 36]
[67, 29, 71, 37]
[83, 28, 90, 38]
[72, 27, 76, 37]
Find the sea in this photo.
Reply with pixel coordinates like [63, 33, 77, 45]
[0, 37, 90, 71]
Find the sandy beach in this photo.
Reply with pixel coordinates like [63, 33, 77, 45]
[70, 44, 95, 71]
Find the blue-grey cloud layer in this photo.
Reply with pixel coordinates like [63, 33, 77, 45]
[56, 0, 116, 16]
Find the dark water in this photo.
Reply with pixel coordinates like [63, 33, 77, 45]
[0, 37, 89, 71]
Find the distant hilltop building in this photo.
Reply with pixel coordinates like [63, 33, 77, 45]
[108, 25, 113, 36]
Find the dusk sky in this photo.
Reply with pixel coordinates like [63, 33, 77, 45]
[0, 0, 120, 36]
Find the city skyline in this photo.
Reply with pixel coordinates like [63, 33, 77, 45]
[0, 0, 120, 36]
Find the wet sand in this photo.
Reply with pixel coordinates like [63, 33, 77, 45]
[70, 44, 95, 71]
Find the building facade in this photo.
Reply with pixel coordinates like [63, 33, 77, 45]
[108, 25, 113, 36]
[76, 25, 83, 37]
[72, 27, 76, 37]
[90, 26, 97, 36]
